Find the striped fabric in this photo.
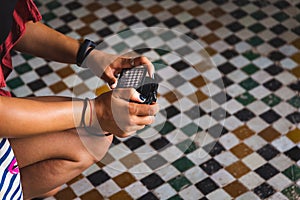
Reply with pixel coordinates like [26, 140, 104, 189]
[0, 138, 23, 199]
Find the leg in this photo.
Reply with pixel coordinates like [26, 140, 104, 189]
[9, 129, 113, 199]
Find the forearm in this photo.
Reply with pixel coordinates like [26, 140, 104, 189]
[0, 96, 84, 137]
[14, 21, 79, 64]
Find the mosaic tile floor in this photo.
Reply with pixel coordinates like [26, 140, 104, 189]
[5, 0, 300, 199]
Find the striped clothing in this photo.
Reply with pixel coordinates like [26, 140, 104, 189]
[0, 138, 23, 199]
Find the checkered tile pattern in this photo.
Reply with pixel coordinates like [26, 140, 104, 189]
[5, 0, 300, 199]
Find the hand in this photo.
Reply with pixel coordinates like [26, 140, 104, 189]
[85, 50, 155, 88]
[93, 88, 159, 138]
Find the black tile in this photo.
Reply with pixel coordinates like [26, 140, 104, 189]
[150, 137, 170, 151]
[270, 24, 288, 35]
[224, 35, 242, 45]
[255, 163, 279, 180]
[137, 192, 159, 200]
[212, 0, 229, 5]
[268, 51, 285, 61]
[257, 144, 280, 161]
[233, 0, 250, 6]
[194, 0, 209, 3]
[164, 18, 181, 28]
[35, 65, 53, 76]
[230, 9, 248, 19]
[200, 159, 223, 175]
[171, 60, 190, 71]
[264, 64, 283, 76]
[65, 1, 82, 10]
[214, 77, 234, 88]
[97, 27, 113, 37]
[112, 136, 121, 145]
[103, 15, 119, 24]
[254, 183, 275, 199]
[141, 173, 164, 190]
[123, 16, 139, 26]
[186, 32, 199, 40]
[212, 92, 231, 104]
[286, 112, 300, 124]
[60, 13, 76, 23]
[163, 105, 180, 119]
[143, 16, 160, 26]
[203, 141, 225, 156]
[124, 137, 145, 150]
[268, 37, 286, 48]
[221, 49, 239, 59]
[253, 0, 270, 8]
[248, 23, 266, 33]
[218, 62, 237, 74]
[259, 109, 281, 124]
[28, 80, 46, 91]
[263, 79, 282, 91]
[289, 80, 300, 92]
[210, 107, 230, 121]
[195, 178, 219, 195]
[56, 25, 72, 34]
[274, 0, 290, 9]
[250, 10, 268, 20]
[292, 26, 300, 36]
[234, 108, 255, 122]
[207, 124, 228, 138]
[78, 69, 94, 80]
[184, 19, 202, 29]
[87, 170, 110, 186]
[284, 147, 300, 162]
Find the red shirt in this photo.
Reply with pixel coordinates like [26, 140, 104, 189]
[0, 0, 41, 96]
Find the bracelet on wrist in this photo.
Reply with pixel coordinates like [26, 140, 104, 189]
[76, 39, 96, 67]
[80, 98, 112, 137]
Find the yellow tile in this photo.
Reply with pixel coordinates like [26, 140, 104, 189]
[286, 128, 300, 143]
[291, 66, 300, 78]
[95, 85, 110, 96]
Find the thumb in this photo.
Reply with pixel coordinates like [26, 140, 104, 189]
[114, 88, 146, 103]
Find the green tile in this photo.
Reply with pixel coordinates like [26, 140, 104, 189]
[159, 31, 177, 41]
[6, 77, 24, 89]
[240, 77, 259, 90]
[262, 94, 281, 107]
[272, 12, 289, 22]
[168, 175, 192, 192]
[42, 12, 56, 22]
[138, 30, 155, 40]
[112, 42, 128, 53]
[242, 64, 259, 75]
[46, 1, 61, 10]
[168, 195, 183, 200]
[251, 10, 268, 20]
[153, 59, 167, 70]
[282, 185, 300, 200]
[172, 157, 195, 172]
[15, 63, 32, 75]
[176, 139, 197, 154]
[236, 92, 256, 106]
[242, 51, 260, 61]
[33, 0, 42, 7]
[181, 123, 202, 137]
[155, 48, 170, 56]
[247, 36, 264, 47]
[283, 165, 300, 181]
[118, 29, 134, 39]
[248, 23, 266, 33]
[288, 96, 300, 108]
[21, 53, 34, 60]
[155, 121, 176, 135]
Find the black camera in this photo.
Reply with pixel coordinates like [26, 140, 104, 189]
[116, 65, 158, 104]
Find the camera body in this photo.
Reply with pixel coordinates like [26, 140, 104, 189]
[116, 66, 158, 104]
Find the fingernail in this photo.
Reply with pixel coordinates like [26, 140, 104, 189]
[139, 95, 146, 102]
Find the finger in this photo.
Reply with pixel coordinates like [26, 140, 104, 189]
[114, 88, 146, 103]
[133, 115, 155, 126]
[128, 102, 159, 116]
[133, 56, 155, 77]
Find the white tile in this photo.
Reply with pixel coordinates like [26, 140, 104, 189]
[239, 172, 264, 190]
[236, 191, 260, 200]
[247, 101, 269, 115]
[251, 70, 272, 84]
[154, 184, 177, 199]
[156, 164, 181, 181]
[269, 154, 294, 171]
[222, 99, 244, 115]
[128, 163, 152, 180]
[222, 116, 244, 131]
[214, 151, 239, 167]
[230, 55, 250, 68]
[125, 181, 148, 199]
[103, 161, 127, 177]
[268, 192, 289, 200]
[226, 84, 245, 98]
[219, 132, 239, 150]
[159, 146, 183, 163]
[179, 185, 204, 200]
[96, 179, 120, 197]
[184, 166, 208, 184]
[70, 178, 94, 196]
[242, 153, 266, 170]
[253, 57, 273, 69]
[244, 135, 267, 151]
[206, 189, 232, 200]
[246, 117, 269, 133]
[271, 136, 294, 152]
[267, 173, 292, 191]
[211, 169, 235, 187]
[227, 70, 248, 83]
[249, 85, 271, 99]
